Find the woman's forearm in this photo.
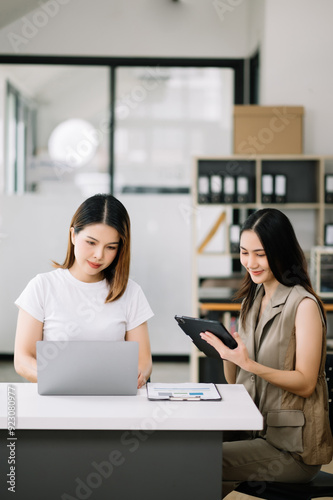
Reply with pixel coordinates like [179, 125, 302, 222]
[244, 358, 317, 398]
[14, 354, 37, 383]
[223, 360, 237, 384]
[139, 355, 152, 381]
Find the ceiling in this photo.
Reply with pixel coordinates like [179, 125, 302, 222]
[0, 0, 39, 29]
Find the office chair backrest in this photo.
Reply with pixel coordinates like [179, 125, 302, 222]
[235, 353, 333, 500]
[325, 352, 333, 434]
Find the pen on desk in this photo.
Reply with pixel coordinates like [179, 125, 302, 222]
[169, 396, 201, 401]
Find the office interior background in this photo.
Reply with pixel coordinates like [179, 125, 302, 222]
[0, 0, 333, 365]
[1, 3, 333, 498]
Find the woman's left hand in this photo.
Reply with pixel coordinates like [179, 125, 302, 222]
[126, 322, 152, 389]
[200, 330, 250, 370]
[137, 371, 147, 389]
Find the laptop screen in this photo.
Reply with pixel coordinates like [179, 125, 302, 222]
[36, 340, 139, 396]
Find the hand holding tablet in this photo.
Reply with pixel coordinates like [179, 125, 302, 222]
[174, 315, 238, 359]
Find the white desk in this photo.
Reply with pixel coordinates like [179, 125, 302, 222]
[0, 383, 263, 500]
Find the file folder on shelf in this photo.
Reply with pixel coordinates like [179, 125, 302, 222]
[325, 175, 333, 203]
[236, 176, 249, 203]
[210, 175, 223, 203]
[230, 224, 240, 253]
[198, 175, 210, 203]
[223, 176, 235, 203]
[274, 174, 287, 203]
[262, 174, 274, 203]
[325, 224, 333, 246]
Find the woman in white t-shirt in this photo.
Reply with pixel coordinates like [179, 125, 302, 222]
[14, 194, 154, 388]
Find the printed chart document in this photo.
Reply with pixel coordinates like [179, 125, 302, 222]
[146, 382, 222, 401]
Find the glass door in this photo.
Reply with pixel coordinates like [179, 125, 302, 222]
[114, 66, 234, 193]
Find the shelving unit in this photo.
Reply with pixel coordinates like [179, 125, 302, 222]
[311, 246, 333, 298]
[190, 155, 333, 382]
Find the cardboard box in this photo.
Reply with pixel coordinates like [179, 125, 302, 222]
[233, 105, 304, 154]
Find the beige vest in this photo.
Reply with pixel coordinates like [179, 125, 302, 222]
[236, 283, 333, 465]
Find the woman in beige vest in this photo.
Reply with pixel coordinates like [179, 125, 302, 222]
[200, 208, 333, 498]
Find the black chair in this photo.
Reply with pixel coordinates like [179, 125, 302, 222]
[235, 353, 333, 500]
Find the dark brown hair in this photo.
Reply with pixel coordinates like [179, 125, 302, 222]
[235, 208, 326, 328]
[53, 194, 130, 302]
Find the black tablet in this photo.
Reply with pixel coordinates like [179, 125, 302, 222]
[174, 315, 237, 359]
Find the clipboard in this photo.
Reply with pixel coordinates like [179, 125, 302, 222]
[146, 382, 222, 401]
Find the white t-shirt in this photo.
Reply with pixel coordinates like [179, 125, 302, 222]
[15, 268, 154, 341]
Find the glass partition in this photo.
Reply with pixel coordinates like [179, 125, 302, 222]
[2, 64, 110, 197]
[0, 62, 235, 355]
[114, 67, 234, 194]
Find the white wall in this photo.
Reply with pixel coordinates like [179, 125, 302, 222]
[260, 0, 333, 154]
[0, 0, 261, 58]
[0, 193, 84, 352]
[0, 74, 6, 194]
[248, 0, 265, 56]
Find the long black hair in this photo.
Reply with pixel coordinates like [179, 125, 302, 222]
[235, 208, 326, 327]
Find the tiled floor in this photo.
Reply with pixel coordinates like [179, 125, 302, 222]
[1, 357, 332, 499]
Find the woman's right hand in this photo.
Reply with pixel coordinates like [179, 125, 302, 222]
[200, 330, 251, 371]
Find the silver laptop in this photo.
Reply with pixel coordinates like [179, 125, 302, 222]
[36, 341, 139, 396]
